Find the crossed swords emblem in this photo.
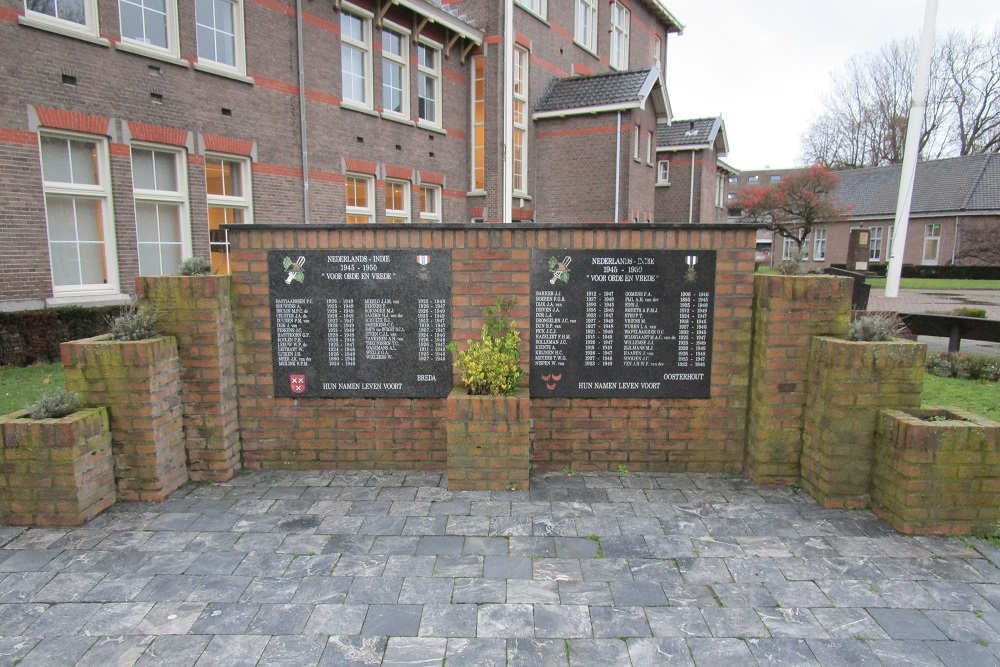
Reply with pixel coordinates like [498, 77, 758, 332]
[284, 256, 306, 284]
[549, 256, 572, 284]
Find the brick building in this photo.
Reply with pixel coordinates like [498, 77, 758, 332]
[653, 115, 733, 225]
[0, 0, 741, 312]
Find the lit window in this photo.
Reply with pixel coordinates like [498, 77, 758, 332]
[869, 226, 883, 261]
[814, 228, 827, 260]
[205, 154, 252, 274]
[417, 42, 441, 127]
[574, 0, 596, 52]
[385, 180, 410, 224]
[24, 0, 100, 37]
[345, 173, 374, 223]
[119, 0, 179, 58]
[471, 56, 485, 192]
[131, 145, 190, 276]
[196, 0, 246, 74]
[657, 160, 669, 184]
[341, 7, 372, 109]
[515, 0, 545, 19]
[513, 46, 528, 193]
[419, 184, 441, 223]
[610, 1, 629, 70]
[38, 133, 119, 295]
[382, 26, 408, 118]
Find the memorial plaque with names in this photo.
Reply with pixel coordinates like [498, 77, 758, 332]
[269, 249, 452, 398]
[530, 249, 715, 398]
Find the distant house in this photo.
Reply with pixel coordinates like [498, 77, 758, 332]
[654, 116, 734, 224]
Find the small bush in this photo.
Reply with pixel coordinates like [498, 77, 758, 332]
[926, 352, 1000, 381]
[108, 303, 160, 342]
[26, 388, 79, 419]
[848, 313, 905, 342]
[176, 257, 212, 276]
[954, 307, 988, 318]
[964, 354, 1000, 381]
[927, 352, 964, 378]
[448, 297, 525, 396]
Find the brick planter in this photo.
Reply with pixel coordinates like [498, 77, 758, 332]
[800, 336, 926, 508]
[0, 408, 115, 526]
[446, 390, 530, 491]
[872, 406, 1000, 535]
[138, 275, 241, 482]
[61, 335, 188, 502]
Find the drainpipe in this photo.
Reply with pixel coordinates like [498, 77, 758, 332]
[952, 216, 959, 264]
[502, 0, 513, 224]
[688, 149, 695, 224]
[296, 0, 310, 224]
[614, 111, 621, 224]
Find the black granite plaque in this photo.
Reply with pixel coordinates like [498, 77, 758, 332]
[530, 250, 715, 398]
[270, 250, 452, 398]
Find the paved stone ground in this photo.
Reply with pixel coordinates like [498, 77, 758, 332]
[869, 288, 1000, 355]
[2, 470, 1000, 666]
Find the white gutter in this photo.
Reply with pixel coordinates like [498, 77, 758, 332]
[614, 111, 621, 224]
[688, 149, 695, 224]
[533, 101, 642, 120]
[502, 0, 513, 224]
[296, 0, 310, 223]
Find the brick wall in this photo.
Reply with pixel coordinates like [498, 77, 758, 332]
[228, 223, 756, 472]
[446, 391, 530, 490]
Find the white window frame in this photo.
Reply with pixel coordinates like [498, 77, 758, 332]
[646, 131, 654, 166]
[340, 4, 374, 112]
[653, 35, 661, 70]
[38, 131, 120, 297]
[419, 184, 441, 223]
[384, 179, 410, 224]
[513, 45, 529, 194]
[868, 226, 883, 262]
[131, 143, 191, 277]
[781, 236, 795, 262]
[471, 55, 486, 193]
[633, 124, 640, 162]
[417, 38, 442, 129]
[748, 175, 759, 184]
[118, 0, 180, 60]
[715, 173, 725, 208]
[345, 173, 374, 223]
[610, 1, 630, 71]
[205, 153, 252, 275]
[923, 223, 941, 265]
[656, 160, 670, 185]
[381, 23, 409, 120]
[195, 0, 247, 76]
[514, 0, 545, 21]
[22, 0, 101, 40]
[814, 228, 827, 261]
[574, 0, 597, 53]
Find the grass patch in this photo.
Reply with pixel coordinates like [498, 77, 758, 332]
[922, 373, 1000, 421]
[0, 363, 65, 416]
[866, 277, 1000, 290]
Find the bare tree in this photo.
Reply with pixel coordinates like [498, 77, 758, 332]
[801, 24, 999, 168]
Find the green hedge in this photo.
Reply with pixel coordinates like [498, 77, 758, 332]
[830, 264, 1000, 280]
[0, 306, 124, 367]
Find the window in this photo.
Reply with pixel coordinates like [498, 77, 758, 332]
[196, 0, 245, 74]
[381, 27, 408, 118]
[417, 41, 441, 127]
[868, 226, 883, 261]
[633, 124, 640, 162]
[515, 0, 544, 19]
[132, 146, 189, 276]
[419, 184, 441, 223]
[345, 174, 373, 223]
[646, 131, 654, 165]
[341, 7, 372, 109]
[728, 176, 738, 183]
[610, 1, 630, 70]
[574, 0, 597, 52]
[748, 175, 759, 183]
[119, 0, 178, 57]
[513, 45, 528, 193]
[814, 228, 827, 260]
[205, 154, 251, 274]
[653, 35, 661, 70]
[24, 0, 99, 37]
[471, 56, 485, 191]
[781, 237, 795, 261]
[39, 133, 118, 295]
[657, 160, 669, 184]
[726, 193, 735, 200]
[923, 223, 941, 265]
[715, 173, 725, 207]
[384, 180, 410, 224]
[769, 174, 781, 182]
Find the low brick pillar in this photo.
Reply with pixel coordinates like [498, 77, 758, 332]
[744, 275, 851, 485]
[800, 336, 925, 508]
[138, 275, 241, 482]
[0, 408, 115, 526]
[446, 391, 530, 491]
[62, 335, 188, 502]
[872, 407, 1000, 535]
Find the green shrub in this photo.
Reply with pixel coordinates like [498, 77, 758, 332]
[176, 257, 212, 276]
[954, 307, 987, 318]
[26, 388, 79, 419]
[848, 312, 905, 342]
[926, 352, 1000, 381]
[448, 297, 525, 396]
[964, 354, 1000, 381]
[108, 303, 160, 342]
[0, 306, 124, 367]
[927, 352, 964, 378]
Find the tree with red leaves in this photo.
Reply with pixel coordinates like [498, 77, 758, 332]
[736, 164, 849, 273]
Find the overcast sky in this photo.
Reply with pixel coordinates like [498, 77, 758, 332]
[664, 0, 1000, 170]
